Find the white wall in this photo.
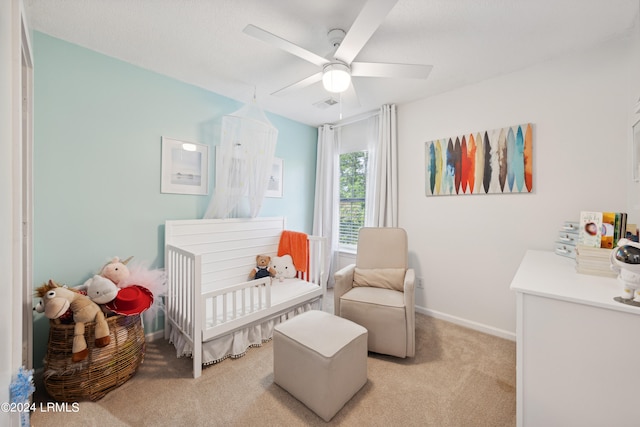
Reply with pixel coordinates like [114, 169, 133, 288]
[398, 34, 640, 338]
[629, 16, 640, 216]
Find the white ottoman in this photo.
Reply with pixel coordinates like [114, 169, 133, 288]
[273, 310, 368, 422]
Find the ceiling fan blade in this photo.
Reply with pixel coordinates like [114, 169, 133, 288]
[334, 0, 399, 64]
[351, 62, 433, 79]
[243, 24, 330, 68]
[271, 72, 323, 96]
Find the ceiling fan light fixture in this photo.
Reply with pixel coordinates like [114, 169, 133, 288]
[322, 63, 351, 93]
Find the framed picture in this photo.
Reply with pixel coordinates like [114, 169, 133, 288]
[425, 123, 533, 196]
[266, 157, 283, 198]
[161, 137, 209, 195]
[633, 119, 640, 182]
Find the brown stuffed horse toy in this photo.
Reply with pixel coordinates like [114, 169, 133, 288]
[35, 280, 111, 362]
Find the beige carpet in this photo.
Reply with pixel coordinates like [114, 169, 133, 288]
[31, 291, 516, 427]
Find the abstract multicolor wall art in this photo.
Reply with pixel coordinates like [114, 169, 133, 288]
[425, 123, 533, 196]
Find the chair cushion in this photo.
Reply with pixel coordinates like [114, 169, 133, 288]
[340, 286, 405, 308]
[353, 267, 406, 292]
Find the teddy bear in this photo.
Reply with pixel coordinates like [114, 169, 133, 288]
[249, 255, 276, 280]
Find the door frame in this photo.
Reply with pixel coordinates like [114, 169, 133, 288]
[21, 11, 33, 369]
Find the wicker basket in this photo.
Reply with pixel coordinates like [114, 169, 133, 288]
[43, 314, 145, 402]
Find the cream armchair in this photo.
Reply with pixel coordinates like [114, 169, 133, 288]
[334, 227, 415, 358]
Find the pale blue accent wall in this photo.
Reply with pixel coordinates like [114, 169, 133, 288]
[32, 32, 317, 368]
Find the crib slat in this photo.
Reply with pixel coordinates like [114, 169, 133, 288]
[214, 297, 218, 325]
[242, 288, 246, 316]
[232, 290, 237, 320]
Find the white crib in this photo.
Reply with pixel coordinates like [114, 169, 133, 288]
[164, 217, 325, 378]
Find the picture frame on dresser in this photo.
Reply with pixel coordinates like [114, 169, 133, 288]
[633, 118, 640, 182]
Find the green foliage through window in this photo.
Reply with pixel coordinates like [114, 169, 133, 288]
[339, 151, 368, 246]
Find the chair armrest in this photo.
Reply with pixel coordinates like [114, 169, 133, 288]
[403, 268, 416, 357]
[403, 268, 415, 296]
[333, 264, 356, 315]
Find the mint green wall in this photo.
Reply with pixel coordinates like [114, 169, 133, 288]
[32, 32, 317, 368]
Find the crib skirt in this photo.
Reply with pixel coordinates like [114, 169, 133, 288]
[168, 300, 319, 366]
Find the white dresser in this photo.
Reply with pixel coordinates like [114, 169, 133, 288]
[510, 250, 640, 427]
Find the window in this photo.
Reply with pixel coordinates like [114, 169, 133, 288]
[336, 118, 373, 248]
[339, 151, 368, 246]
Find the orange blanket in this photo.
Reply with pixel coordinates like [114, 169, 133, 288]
[278, 230, 308, 272]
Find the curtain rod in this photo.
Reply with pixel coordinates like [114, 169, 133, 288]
[329, 108, 379, 129]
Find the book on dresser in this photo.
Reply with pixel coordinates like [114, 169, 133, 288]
[575, 245, 617, 278]
[578, 211, 602, 248]
[578, 211, 627, 249]
[601, 212, 616, 249]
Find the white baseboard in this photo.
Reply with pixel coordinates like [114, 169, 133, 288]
[145, 329, 164, 342]
[147, 311, 515, 343]
[415, 305, 516, 342]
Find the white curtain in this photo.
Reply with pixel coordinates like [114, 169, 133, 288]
[204, 102, 277, 219]
[312, 124, 340, 287]
[365, 104, 399, 227]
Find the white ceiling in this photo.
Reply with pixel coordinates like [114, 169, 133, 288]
[24, 0, 639, 127]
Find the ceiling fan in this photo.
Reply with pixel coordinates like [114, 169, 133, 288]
[242, 0, 432, 105]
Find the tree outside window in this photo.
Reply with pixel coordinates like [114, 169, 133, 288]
[339, 151, 368, 246]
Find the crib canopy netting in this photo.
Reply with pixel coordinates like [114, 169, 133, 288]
[204, 102, 278, 219]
